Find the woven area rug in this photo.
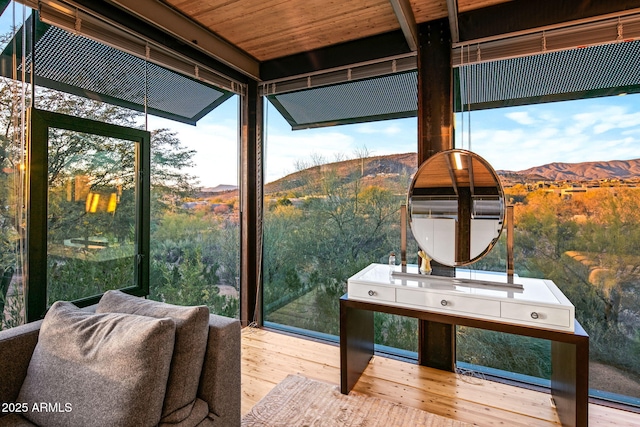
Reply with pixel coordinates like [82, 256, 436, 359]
[242, 374, 472, 427]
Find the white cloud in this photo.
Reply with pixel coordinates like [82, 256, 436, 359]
[593, 111, 640, 134]
[142, 94, 640, 184]
[505, 111, 536, 125]
[565, 106, 640, 136]
[355, 123, 403, 135]
[466, 96, 640, 171]
[565, 112, 598, 136]
[538, 127, 559, 138]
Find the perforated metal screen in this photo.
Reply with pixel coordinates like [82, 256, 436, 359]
[4, 16, 640, 129]
[269, 40, 640, 130]
[1, 20, 232, 125]
[268, 72, 417, 130]
[456, 40, 640, 110]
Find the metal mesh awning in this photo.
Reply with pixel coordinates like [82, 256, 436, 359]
[268, 72, 417, 130]
[268, 39, 640, 130]
[0, 17, 233, 125]
[455, 40, 640, 111]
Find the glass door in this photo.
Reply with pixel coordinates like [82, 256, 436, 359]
[27, 108, 150, 321]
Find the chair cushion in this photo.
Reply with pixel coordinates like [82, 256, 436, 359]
[96, 291, 210, 424]
[17, 301, 176, 427]
[0, 414, 37, 427]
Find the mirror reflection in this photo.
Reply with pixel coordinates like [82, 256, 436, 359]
[408, 149, 505, 267]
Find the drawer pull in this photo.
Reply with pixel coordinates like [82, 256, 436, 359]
[368, 290, 376, 296]
[441, 299, 448, 307]
[531, 312, 539, 319]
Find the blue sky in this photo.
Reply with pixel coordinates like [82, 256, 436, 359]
[462, 94, 640, 172]
[152, 92, 640, 187]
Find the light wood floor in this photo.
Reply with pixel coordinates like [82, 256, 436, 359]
[242, 327, 640, 426]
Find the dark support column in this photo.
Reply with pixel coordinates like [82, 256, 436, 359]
[26, 110, 48, 322]
[418, 319, 456, 370]
[417, 18, 453, 163]
[416, 18, 456, 372]
[457, 187, 471, 262]
[240, 81, 263, 327]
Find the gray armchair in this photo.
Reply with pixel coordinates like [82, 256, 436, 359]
[0, 300, 241, 427]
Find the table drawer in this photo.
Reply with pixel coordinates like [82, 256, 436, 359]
[501, 302, 571, 328]
[349, 283, 395, 302]
[396, 288, 500, 317]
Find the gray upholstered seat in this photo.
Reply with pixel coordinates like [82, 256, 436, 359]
[0, 296, 241, 427]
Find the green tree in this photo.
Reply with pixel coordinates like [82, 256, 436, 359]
[0, 76, 240, 322]
[264, 159, 404, 339]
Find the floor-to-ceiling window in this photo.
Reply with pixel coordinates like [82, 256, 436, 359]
[262, 38, 640, 407]
[0, 1, 240, 328]
[146, 104, 240, 318]
[263, 88, 421, 352]
[455, 93, 640, 405]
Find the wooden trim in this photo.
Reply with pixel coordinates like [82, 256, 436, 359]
[260, 30, 411, 81]
[458, 0, 640, 42]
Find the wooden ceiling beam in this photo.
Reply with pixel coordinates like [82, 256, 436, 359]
[106, 0, 260, 79]
[445, 0, 460, 43]
[34, 0, 250, 83]
[458, 0, 640, 42]
[389, 0, 419, 51]
[260, 30, 411, 81]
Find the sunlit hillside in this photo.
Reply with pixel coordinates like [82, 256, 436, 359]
[262, 153, 640, 197]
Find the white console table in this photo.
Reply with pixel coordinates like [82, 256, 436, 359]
[348, 263, 575, 332]
[340, 263, 589, 427]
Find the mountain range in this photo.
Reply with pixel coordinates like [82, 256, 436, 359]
[260, 153, 640, 195]
[499, 158, 640, 182]
[201, 184, 239, 193]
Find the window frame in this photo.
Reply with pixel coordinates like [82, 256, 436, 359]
[26, 107, 150, 321]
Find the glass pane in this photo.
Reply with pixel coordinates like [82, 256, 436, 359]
[457, 327, 551, 380]
[456, 93, 640, 404]
[47, 129, 136, 304]
[263, 98, 419, 350]
[147, 96, 240, 318]
[0, 1, 32, 330]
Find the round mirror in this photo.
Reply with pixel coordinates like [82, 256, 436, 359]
[408, 149, 505, 267]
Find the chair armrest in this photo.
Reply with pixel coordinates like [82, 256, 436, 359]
[197, 314, 241, 427]
[0, 321, 42, 404]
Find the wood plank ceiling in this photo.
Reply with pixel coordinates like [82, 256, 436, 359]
[162, 0, 509, 61]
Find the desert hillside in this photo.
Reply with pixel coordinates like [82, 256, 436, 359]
[264, 154, 640, 195]
[500, 159, 640, 181]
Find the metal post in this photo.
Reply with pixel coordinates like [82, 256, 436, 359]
[240, 81, 263, 327]
[400, 204, 407, 269]
[507, 205, 514, 283]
